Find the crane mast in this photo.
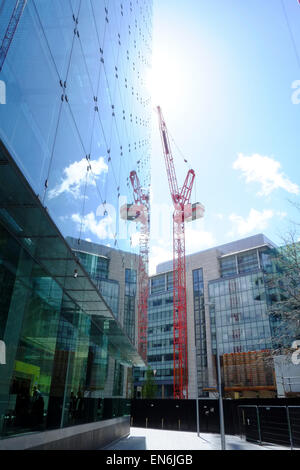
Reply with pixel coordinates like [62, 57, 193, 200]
[0, 0, 27, 72]
[157, 106, 195, 399]
[129, 170, 150, 362]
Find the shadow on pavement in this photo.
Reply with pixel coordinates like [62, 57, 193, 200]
[226, 441, 262, 450]
[226, 443, 244, 450]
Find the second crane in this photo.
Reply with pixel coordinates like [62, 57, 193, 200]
[157, 106, 205, 399]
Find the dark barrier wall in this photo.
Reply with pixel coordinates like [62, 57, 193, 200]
[131, 398, 300, 439]
[131, 399, 237, 435]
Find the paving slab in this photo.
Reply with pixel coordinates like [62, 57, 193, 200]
[101, 427, 292, 451]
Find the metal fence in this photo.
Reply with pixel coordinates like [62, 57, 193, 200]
[131, 399, 300, 447]
[238, 405, 300, 449]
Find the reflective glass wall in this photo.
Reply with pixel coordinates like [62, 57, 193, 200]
[67, 236, 138, 342]
[0, 222, 130, 440]
[0, 0, 152, 440]
[208, 260, 277, 398]
[209, 271, 272, 355]
[0, 0, 152, 256]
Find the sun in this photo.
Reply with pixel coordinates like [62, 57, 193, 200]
[146, 49, 186, 113]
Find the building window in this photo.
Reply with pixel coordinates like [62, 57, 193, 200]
[151, 275, 165, 294]
[124, 269, 137, 341]
[76, 251, 109, 280]
[237, 251, 258, 274]
[193, 268, 207, 397]
[220, 256, 237, 277]
[166, 273, 173, 290]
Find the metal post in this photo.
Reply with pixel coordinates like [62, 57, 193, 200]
[286, 407, 293, 450]
[256, 406, 262, 445]
[240, 409, 245, 440]
[205, 302, 225, 449]
[60, 349, 71, 429]
[215, 331, 226, 450]
[194, 344, 200, 437]
[146, 417, 148, 428]
[196, 397, 200, 437]
[162, 418, 164, 429]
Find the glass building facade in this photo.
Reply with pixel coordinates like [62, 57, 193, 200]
[0, 0, 151, 445]
[209, 271, 273, 356]
[207, 245, 291, 398]
[124, 268, 137, 342]
[152, 235, 292, 400]
[0, 0, 152, 251]
[68, 236, 138, 342]
[208, 246, 285, 356]
[134, 272, 174, 398]
[192, 268, 208, 397]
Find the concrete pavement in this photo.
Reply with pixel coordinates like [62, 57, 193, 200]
[101, 427, 292, 451]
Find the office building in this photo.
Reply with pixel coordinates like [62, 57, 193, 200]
[134, 271, 174, 398]
[135, 234, 291, 400]
[0, 0, 152, 449]
[67, 236, 140, 349]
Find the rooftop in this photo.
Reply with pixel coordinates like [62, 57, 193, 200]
[155, 233, 276, 275]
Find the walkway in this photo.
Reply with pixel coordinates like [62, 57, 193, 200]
[101, 427, 291, 451]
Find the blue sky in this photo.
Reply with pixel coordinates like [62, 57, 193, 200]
[148, 0, 300, 274]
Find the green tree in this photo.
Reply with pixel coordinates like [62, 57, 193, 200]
[264, 231, 300, 353]
[142, 367, 157, 399]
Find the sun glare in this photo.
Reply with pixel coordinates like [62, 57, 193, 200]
[146, 50, 186, 112]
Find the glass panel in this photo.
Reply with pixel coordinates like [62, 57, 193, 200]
[0, 0, 152, 440]
[151, 275, 165, 294]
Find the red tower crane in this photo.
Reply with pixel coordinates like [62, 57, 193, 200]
[0, 0, 27, 72]
[129, 170, 150, 362]
[157, 106, 204, 399]
[120, 171, 150, 362]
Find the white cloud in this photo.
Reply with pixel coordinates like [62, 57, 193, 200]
[149, 243, 173, 276]
[233, 153, 299, 196]
[71, 212, 114, 240]
[277, 211, 287, 219]
[228, 208, 274, 237]
[185, 225, 216, 254]
[48, 156, 108, 199]
[130, 232, 141, 248]
[149, 222, 216, 275]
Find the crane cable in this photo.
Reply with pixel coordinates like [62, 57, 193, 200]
[152, 106, 192, 170]
[152, 106, 196, 204]
[280, 0, 300, 69]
